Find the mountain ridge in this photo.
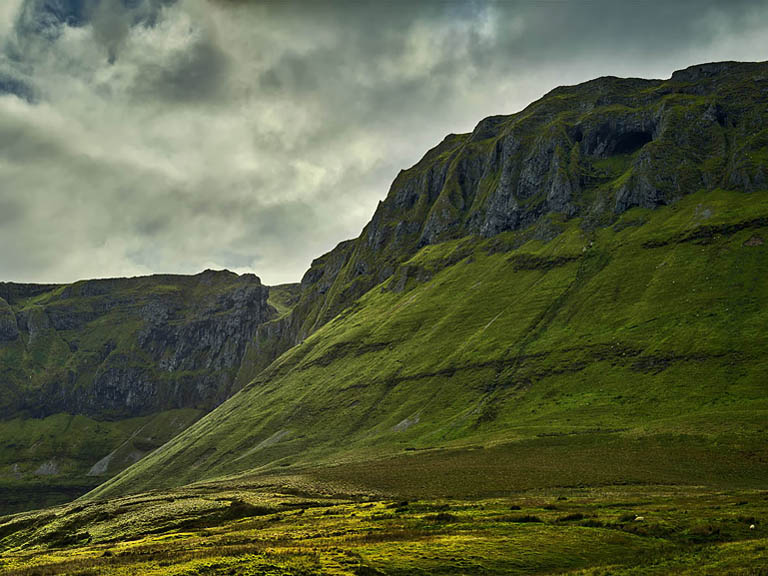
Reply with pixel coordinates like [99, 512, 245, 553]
[0, 269, 297, 512]
[242, 59, 768, 369]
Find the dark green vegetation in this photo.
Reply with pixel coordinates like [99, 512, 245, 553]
[0, 271, 295, 512]
[2, 61, 768, 572]
[275, 60, 768, 351]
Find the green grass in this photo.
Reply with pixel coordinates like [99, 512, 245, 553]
[0, 409, 202, 514]
[87, 187, 768, 502]
[77, 65, 768, 506]
[267, 283, 302, 318]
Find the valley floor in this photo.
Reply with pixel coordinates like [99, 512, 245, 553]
[1, 475, 766, 575]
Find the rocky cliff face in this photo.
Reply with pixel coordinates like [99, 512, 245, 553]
[0, 270, 289, 512]
[275, 61, 768, 347]
[5, 62, 765, 423]
[0, 298, 19, 342]
[0, 270, 275, 420]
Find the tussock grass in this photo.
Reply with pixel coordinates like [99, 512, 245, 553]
[1, 484, 765, 575]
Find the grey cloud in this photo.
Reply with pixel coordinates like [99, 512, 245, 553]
[132, 213, 168, 238]
[134, 31, 229, 102]
[12, 0, 175, 63]
[258, 53, 318, 95]
[15, 0, 89, 41]
[0, 69, 34, 100]
[1, 0, 768, 284]
[0, 115, 66, 161]
[0, 197, 24, 226]
[91, 0, 131, 63]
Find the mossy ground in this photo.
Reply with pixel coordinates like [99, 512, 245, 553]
[1, 479, 766, 575]
[0, 409, 201, 514]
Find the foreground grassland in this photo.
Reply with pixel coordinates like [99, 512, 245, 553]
[0, 477, 766, 575]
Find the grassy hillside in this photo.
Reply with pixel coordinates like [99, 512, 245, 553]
[283, 61, 768, 349]
[9, 63, 767, 514]
[89, 187, 768, 500]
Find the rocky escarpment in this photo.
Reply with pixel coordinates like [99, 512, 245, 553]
[7, 62, 763, 420]
[265, 61, 768, 352]
[239, 240, 359, 374]
[0, 270, 275, 419]
[0, 298, 19, 341]
[0, 270, 290, 513]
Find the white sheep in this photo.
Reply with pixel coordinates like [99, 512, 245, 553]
[634, 516, 644, 522]
[750, 524, 756, 530]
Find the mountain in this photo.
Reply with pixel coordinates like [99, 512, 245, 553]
[86, 61, 768, 501]
[250, 60, 768, 367]
[1, 60, 767, 576]
[0, 270, 300, 512]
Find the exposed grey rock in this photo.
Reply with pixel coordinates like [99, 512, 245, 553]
[21, 307, 51, 346]
[34, 460, 58, 476]
[87, 451, 114, 476]
[0, 298, 18, 341]
[3, 271, 275, 419]
[614, 149, 664, 212]
[670, 61, 743, 83]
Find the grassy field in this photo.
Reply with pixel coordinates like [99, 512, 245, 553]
[0, 475, 766, 575]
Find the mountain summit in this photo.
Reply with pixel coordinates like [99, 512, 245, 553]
[264, 61, 768, 351]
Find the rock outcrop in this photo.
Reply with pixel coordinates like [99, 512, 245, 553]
[0, 270, 274, 419]
[0, 298, 18, 342]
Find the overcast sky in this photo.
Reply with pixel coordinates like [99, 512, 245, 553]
[1, 0, 767, 285]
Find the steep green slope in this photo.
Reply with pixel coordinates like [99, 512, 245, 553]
[7, 61, 768, 512]
[89, 187, 768, 500]
[0, 271, 296, 513]
[87, 62, 768, 501]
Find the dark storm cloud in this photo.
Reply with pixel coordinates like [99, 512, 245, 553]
[132, 28, 229, 102]
[0, 0, 767, 284]
[0, 70, 34, 100]
[91, 0, 133, 63]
